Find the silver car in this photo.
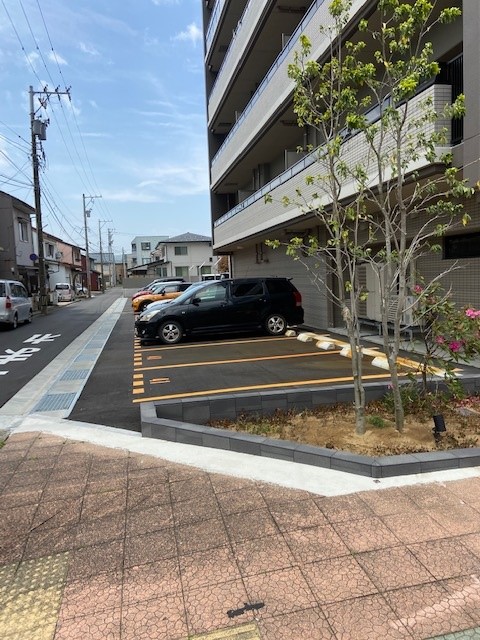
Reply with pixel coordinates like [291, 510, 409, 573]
[0, 279, 33, 329]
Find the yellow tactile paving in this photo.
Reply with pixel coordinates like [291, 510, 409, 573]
[0, 553, 69, 639]
[189, 622, 261, 639]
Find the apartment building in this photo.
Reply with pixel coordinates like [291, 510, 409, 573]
[130, 236, 168, 269]
[202, 0, 480, 329]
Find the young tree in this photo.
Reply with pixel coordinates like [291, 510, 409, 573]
[267, 0, 472, 433]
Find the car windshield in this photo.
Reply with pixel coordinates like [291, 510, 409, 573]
[164, 281, 209, 306]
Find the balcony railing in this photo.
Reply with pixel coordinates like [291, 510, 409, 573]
[210, 0, 329, 170]
[205, 0, 227, 52]
[213, 84, 453, 246]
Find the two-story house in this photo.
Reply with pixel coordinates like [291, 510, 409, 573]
[151, 233, 215, 280]
[0, 191, 38, 293]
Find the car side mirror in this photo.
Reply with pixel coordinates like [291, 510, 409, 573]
[192, 297, 201, 305]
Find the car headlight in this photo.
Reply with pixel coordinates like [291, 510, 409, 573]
[140, 309, 163, 322]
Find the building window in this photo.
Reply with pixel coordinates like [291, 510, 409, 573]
[174, 246, 188, 255]
[444, 232, 480, 260]
[45, 243, 55, 258]
[175, 266, 189, 278]
[200, 266, 212, 275]
[73, 249, 80, 261]
[156, 267, 168, 277]
[18, 219, 29, 242]
[131, 243, 136, 252]
[141, 242, 151, 251]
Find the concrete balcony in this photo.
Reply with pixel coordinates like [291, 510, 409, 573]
[207, 0, 269, 123]
[210, 0, 364, 187]
[213, 83, 453, 252]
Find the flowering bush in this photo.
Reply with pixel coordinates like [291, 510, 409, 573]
[412, 282, 480, 396]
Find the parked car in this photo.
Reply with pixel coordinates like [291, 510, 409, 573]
[54, 283, 75, 302]
[135, 277, 304, 345]
[132, 279, 184, 300]
[138, 281, 207, 317]
[135, 277, 185, 293]
[132, 282, 196, 313]
[0, 279, 33, 329]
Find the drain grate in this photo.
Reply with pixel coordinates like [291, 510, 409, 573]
[188, 623, 261, 640]
[74, 353, 96, 362]
[34, 393, 77, 412]
[59, 369, 89, 381]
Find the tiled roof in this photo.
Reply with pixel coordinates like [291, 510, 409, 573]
[162, 232, 211, 243]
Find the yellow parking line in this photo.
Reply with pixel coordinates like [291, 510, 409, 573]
[136, 350, 340, 372]
[134, 336, 298, 352]
[132, 372, 392, 403]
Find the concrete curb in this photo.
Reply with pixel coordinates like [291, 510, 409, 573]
[141, 379, 480, 478]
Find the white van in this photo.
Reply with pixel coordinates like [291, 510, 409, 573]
[54, 283, 75, 302]
[0, 279, 33, 329]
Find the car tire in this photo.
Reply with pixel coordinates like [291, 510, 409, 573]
[158, 320, 183, 345]
[25, 310, 33, 324]
[138, 301, 149, 313]
[264, 313, 287, 336]
[11, 313, 18, 330]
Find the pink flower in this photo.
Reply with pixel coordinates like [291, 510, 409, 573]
[435, 335, 445, 344]
[413, 285, 423, 294]
[449, 341, 462, 353]
[465, 308, 480, 319]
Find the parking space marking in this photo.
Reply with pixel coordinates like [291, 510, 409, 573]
[134, 335, 299, 353]
[150, 377, 171, 384]
[132, 372, 392, 403]
[135, 350, 340, 373]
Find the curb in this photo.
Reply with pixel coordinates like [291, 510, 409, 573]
[140, 380, 480, 478]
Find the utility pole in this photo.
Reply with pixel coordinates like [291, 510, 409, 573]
[107, 228, 115, 287]
[29, 85, 70, 314]
[98, 220, 105, 293]
[82, 194, 101, 298]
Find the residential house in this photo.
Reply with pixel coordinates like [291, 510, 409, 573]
[33, 231, 84, 297]
[89, 252, 116, 289]
[202, 0, 480, 329]
[0, 191, 37, 293]
[150, 232, 215, 280]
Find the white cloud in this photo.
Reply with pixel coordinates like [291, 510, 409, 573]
[173, 23, 202, 46]
[25, 51, 39, 70]
[48, 51, 68, 66]
[79, 42, 99, 56]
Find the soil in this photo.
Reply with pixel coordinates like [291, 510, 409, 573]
[209, 397, 480, 456]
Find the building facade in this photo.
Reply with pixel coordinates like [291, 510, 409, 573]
[151, 232, 215, 280]
[0, 191, 38, 292]
[202, 0, 480, 329]
[130, 236, 169, 269]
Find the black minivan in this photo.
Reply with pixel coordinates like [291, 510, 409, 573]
[135, 277, 304, 345]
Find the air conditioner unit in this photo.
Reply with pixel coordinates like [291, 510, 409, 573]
[55, 251, 63, 260]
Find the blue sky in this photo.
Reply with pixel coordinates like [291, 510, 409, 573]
[0, 0, 210, 255]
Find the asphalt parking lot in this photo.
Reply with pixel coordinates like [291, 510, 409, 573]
[130, 333, 392, 405]
[69, 301, 397, 431]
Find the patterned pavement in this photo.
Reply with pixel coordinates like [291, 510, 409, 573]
[0, 431, 479, 640]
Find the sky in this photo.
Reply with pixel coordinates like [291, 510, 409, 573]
[0, 0, 210, 256]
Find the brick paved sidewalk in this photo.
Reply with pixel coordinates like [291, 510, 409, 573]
[0, 431, 479, 640]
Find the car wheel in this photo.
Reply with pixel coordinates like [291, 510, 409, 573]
[25, 310, 33, 324]
[11, 313, 18, 330]
[264, 313, 287, 336]
[158, 320, 183, 345]
[138, 302, 149, 313]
